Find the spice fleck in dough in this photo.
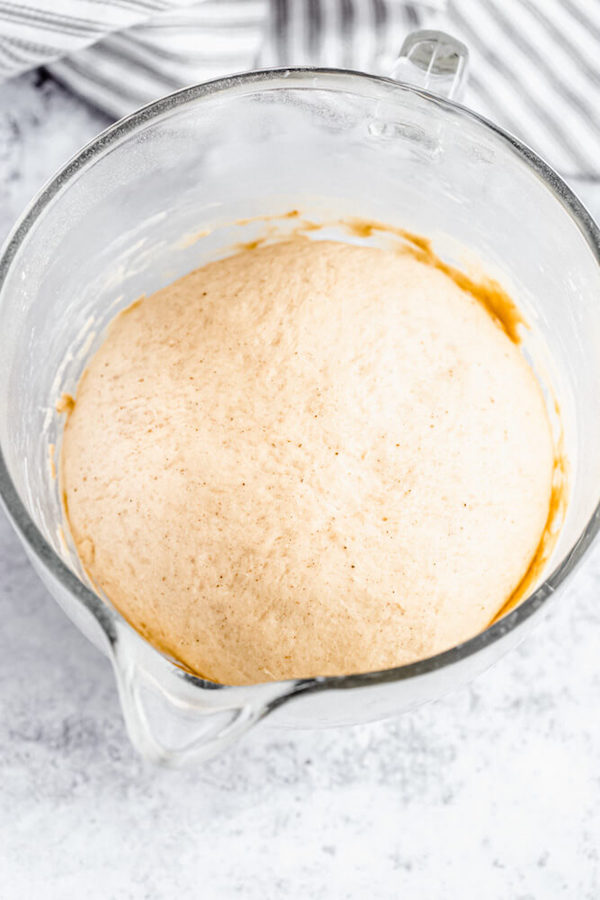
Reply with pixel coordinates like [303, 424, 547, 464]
[61, 239, 554, 684]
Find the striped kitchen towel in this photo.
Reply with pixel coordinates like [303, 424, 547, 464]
[0, 0, 598, 179]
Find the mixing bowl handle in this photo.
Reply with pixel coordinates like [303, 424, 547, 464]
[390, 29, 469, 101]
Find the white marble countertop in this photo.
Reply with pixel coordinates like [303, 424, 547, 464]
[1, 72, 600, 900]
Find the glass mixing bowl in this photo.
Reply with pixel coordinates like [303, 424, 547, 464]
[1, 32, 600, 765]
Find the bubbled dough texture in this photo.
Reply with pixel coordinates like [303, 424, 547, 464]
[62, 239, 554, 685]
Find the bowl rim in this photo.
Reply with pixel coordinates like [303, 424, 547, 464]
[1, 65, 600, 693]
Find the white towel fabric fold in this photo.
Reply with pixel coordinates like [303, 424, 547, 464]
[0, 0, 598, 179]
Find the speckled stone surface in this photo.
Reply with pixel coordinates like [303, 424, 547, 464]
[1, 72, 600, 900]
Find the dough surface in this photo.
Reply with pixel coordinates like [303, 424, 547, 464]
[61, 239, 554, 684]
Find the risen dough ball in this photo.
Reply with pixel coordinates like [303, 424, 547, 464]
[61, 239, 554, 684]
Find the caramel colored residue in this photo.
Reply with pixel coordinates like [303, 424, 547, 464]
[435, 260, 522, 344]
[344, 218, 523, 343]
[48, 443, 56, 481]
[297, 220, 322, 232]
[491, 452, 567, 623]
[235, 209, 300, 227]
[234, 238, 267, 252]
[177, 227, 211, 249]
[56, 393, 75, 414]
[122, 296, 143, 316]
